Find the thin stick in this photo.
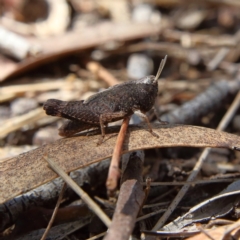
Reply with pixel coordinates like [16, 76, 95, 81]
[222, 219, 240, 240]
[104, 151, 145, 240]
[87, 207, 168, 240]
[197, 226, 215, 240]
[152, 90, 240, 230]
[207, 47, 230, 71]
[87, 61, 119, 86]
[106, 116, 130, 194]
[143, 178, 239, 186]
[44, 156, 112, 228]
[87, 232, 106, 240]
[217, 91, 240, 131]
[0, 107, 46, 139]
[40, 182, 67, 240]
[0, 80, 72, 95]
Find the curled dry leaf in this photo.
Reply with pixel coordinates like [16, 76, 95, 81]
[150, 180, 240, 235]
[0, 21, 161, 81]
[186, 220, 240, 240]
[0, 123, 240, 204]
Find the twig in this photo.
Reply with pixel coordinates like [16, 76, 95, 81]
[40, 182, 67, 240]
[136, 209, 166, 222]
[144, 178, 239, 186]
[86, 231, 106, 240]
[43, 156, 111, 228]
[0, 93, 16, 103]
[88, 207, 168, 240]
[150, 187, 177, 204]
[87, 61, 119, 86]
[104, 151, 145, 240]
[197, 226, 215, 240]
[142, 177, 152, 208]
[206, 0, 240, 7]
[143, 201, 170, 209]
[206, 219, 235, 228]
[207, 47, 230, 71]
[222, 217, 240, 240]
[0, 79, 76, 95]
[0, 107, 46, 139]
[106, 116, 130, 194]
[217, 91, 240, 130]
[163, 29, 237, 47]
[152, 90, 240, 230]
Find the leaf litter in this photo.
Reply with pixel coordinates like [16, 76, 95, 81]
[1, 1, 240, 239]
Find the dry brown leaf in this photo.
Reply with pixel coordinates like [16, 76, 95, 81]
[186, 222, 240, 240]
[0, 21, 161, 81]
[1, 123, 239, 204]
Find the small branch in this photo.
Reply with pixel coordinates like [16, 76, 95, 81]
[216, 91, 240, 131]
[222, 219, 240, 240]
[0, 107, 46, 139]
[44, 156, 111, 228]
[145, 178, 239, 186]
[104, 151, 145, 240]
[207, 47, 229, 71]
[87, 61, 120, 87]
[106, 116, 130, 194]
[40, 182, 67, 240]
[0, 79, 75, 95]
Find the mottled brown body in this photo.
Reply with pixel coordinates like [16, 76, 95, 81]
[43, 56, 167, 140]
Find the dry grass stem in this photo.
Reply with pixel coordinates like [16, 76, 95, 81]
[87, 61, 119, 86]
[0, 107, 46, 139]
[40, 182, 67, 240]
[44, 156, 112, 228]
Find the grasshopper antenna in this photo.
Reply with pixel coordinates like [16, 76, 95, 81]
[154, 55, 167, 83]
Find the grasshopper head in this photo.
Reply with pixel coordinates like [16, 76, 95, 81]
[136, 75, 155, 84]
[135, 55, 167, 85]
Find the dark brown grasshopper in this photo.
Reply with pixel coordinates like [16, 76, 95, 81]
[43, 56, 167, 142]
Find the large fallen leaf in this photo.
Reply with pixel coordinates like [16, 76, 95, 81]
[1, 124, 239, 204]
[0, 21, 161, 81]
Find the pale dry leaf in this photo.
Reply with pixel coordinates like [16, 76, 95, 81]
[0, 123, 239, 204]
[0, 21, 161, 81]
[186, 220, 240, 240]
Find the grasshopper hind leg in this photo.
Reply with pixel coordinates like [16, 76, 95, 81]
[97, 111, 127, 145]
[59, 120, 98, 137]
